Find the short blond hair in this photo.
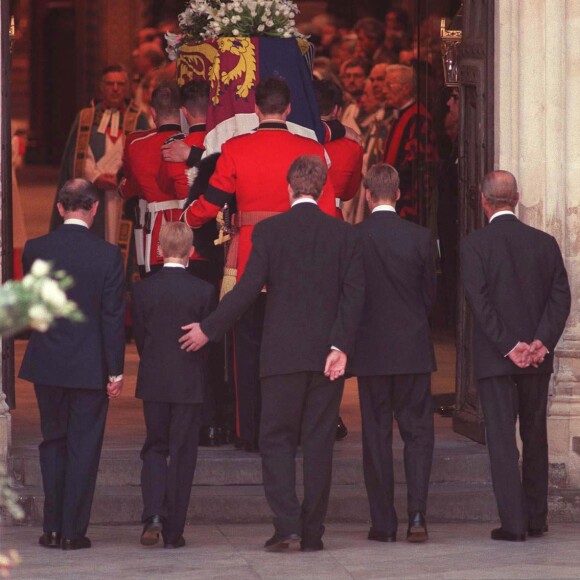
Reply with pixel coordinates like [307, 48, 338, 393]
[159, 222, 193, 259]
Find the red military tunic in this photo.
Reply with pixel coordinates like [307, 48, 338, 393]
[156, 124, 208, 263]
[157, 124, 207, 199]
[325, 137, 364, 220]
[183, 121, 336, 279]
[120, 123, 185, 268]
[121, 127, 156, 200]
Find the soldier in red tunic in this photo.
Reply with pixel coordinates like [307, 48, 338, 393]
[120, 82, 187, 277]
[313, 78, 363, 440]
[183, 77, 336, 451]
[314, 79, 364, 221]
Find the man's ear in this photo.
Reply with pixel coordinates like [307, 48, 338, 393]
[188, 245, 195, 258]
[284, 103, 291, 118]
[396, 189, 401, 201]
[57, 202, 65, 218]
[90, 201, 99, 217]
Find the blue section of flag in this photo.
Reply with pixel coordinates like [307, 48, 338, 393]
[258, 37, 325, 143]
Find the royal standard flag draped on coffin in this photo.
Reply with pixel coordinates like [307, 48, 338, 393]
[176, 36, 324, 154]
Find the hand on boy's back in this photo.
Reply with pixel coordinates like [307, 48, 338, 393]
[179, 322, 209, 352]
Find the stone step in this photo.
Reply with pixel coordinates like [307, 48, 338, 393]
[11, 443, 492, 488]
[15, 482, 500, 526]
[14, 482, 580, 527]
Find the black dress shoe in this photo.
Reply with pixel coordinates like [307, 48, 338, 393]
[164, 536, 186, 549]
[39, 531, 61, 548]
[300, 539, 324, 552]
[368, 528, 397, 543]
[528, 524, 548, 538]
[491, 527, 526, 542]
[199, 425, 221, 447]
[264, 533, 300, 552]
[141, 515, 163, 546]
[336, 417, 348, 441]
[407, 512, 428, 543]
[61, 537, 92, 550]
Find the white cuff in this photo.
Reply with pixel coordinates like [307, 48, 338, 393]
[108, 374, 123, 383]
[504, 342, 520, 358]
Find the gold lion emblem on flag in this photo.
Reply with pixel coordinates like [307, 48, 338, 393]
[176, 38, 257, 106]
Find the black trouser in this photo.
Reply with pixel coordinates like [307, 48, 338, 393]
[477, 374, 549, 535]
[140, 401, 202, 544]
[233, 293, 266, 444]
[34, 384, 109, 540]
[358, 374, 434, 535]
[260, 372, 343, 542]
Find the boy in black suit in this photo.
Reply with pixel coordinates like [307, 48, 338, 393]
[132, 222, 215, 549]
[351, 163, 436, 544]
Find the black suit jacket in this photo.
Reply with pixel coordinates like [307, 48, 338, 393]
[460, 214, 571, 379]
[201, 202, 365, 378]
[351, 210, 436, 376]
[132, 267, 216, 403]
[19, 224, 125, 389]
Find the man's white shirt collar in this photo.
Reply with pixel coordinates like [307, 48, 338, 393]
[163, 263, 186, 269]
[63, 218, 89, 228]
[372, 204, 396, 214]
[291, 198, 318, 207]
[489, 210, 516, 222]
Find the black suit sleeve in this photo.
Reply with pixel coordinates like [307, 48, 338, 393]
[101, 249, 126, 375]
[201, 225, 269, 341]
[534, 237, 571, 350]
[21, 241, 35, 275]
[422, 235, 437, 315]
[131, 283, 145, 357]
[460, 236, 520, 356]
[329, 228, 365, 355]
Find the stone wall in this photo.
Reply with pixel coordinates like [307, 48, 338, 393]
[495, 0, 580, 487]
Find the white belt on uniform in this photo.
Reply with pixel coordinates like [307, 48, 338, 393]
[144, 198, 188, 272]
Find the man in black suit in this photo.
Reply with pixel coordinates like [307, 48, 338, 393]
[19, 179, 125, 550]
[179, 155, 365, 552]
[351, 163, 436, 543]
[460, 170, 571, 542]
[132, 222, 215, 549]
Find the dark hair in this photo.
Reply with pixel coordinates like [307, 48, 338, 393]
[354, 17, 386, 44]
[255, 77, 291, 115]
[363, 164, 400, 202]
[151, 81, 181, 117]
[287, 155, 327, 200]
[180, 80, 210, 116]
[57, 179, 99, 211]
[313, 79, 344, 116]
[101, 64, 127, 77]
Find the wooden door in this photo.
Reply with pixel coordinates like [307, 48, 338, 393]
[453, 0, 494, 443]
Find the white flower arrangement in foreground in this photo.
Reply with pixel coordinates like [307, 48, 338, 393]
[167, 0, 303, 60]
[0, 259, 84, 337]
